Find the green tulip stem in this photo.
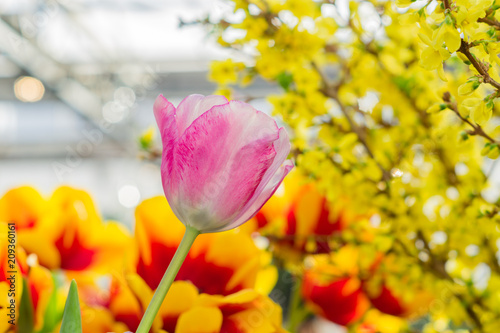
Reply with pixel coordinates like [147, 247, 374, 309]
[136, 225, 200, 333]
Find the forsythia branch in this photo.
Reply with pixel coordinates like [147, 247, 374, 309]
[458, 40, 500, 91]
[312, 62, 392, 182]
[416, 231, 486, 332]
[442, 92, 499, 144]
[478, 17, 500, 29]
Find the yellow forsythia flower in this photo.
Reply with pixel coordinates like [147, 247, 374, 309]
[432, 16, 461, 53]
[208, 59, 245, 85]
[461, 98, 492, 125]
[458, 80, 480, 95]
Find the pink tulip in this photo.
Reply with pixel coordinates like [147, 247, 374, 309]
[154, 94, 293, 233]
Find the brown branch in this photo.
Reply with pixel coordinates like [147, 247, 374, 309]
[459, 41, 500, 90]
[443, 0, 500, 89]
[442, 93, 498, 144]
[416, 230, 485, 331]
[417, 230, 449, 279]
[347, 27, 463, 186]
[454, 293, 485, 333]
[311, 62, 392, 182]
[478, 17, 500, 29]
[483, 237, 500, 274]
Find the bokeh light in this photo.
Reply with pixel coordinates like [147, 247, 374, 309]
[14, 76, 45, 102]
[118, 184, 141, 208]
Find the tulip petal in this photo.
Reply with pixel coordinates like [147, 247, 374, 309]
[156, 95, 293, 234]
[167, 103, 282, 230]
[210, 127, 293, 232]
[253, 127, 291, 201]
[154, 95, 179, 180]
[211, 137, 275, 223]
[302, 275, 369, 325]
[205, 158, 294, 233]
[176, 94, 228, 135]
[176, 307, 223, 333]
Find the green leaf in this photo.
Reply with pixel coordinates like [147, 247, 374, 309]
[59, 280, 82, 333]
[392, 76, 415, 96]
[18, 278, 35, 333]
[460, 131, 469, 141]
[276, 71, 293, 91]
[39, 274, 64, 333]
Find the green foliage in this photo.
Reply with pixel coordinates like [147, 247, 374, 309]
[18, 278, 34, 333]
[59, 280, 82, 333]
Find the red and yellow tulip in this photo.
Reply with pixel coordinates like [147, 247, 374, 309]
[83, 277, 287, 333]
[77, 195, 284, 332]
[0, 222, 62, 332]
[245, 171, 360, 259]
[0, 186, 132, 273]
[135, 196, 274, 296]
[301, 246, 432, 328]
[301, 247, 370, 326]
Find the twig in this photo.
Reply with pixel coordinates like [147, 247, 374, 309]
[458, 40, 500, 90]
[442, 93, 498, 144]
[311, 62, 392, 182]
[417, 230, 485, 332]
[478, 17, 500, 29]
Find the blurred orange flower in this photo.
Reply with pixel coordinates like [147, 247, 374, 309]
[245, 171, 358, 258]
[301, 247, 370, 326]
[0, 222, 62, 332]
[0, 186, 47, 230]
[78, 195, 281, 332]
[135, 196, 274, 296]
[301, 246, 432, 328]
[302, 273, 370, 326]
[83, 277, 287, 333]
[0, 186, 132, 272]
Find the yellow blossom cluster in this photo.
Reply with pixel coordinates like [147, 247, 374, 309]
[205, 0, 500, 331]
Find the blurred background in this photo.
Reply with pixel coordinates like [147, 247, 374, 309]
[0, 0, 278, 226]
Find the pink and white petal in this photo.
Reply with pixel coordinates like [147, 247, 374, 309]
[203, 159, 294, 233]
[176, 94, 228, 135]
[167, 103, 280, 230]
[154, 95, 179, 181]
[211, 137, 276, 223]
[224, 127, 290, 224]
[154, 94, 177, 136]
[227, 101, 280, 148]
[255, 127, 291, 194]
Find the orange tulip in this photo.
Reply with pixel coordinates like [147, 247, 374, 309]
[302, 272, 370, 326]
[0, 186, 47, 229]
[363, 280, 433, 318]
[83, 276, 287, 333]
[78, 195, 280, 332]
[0, 222, 60, 332]
[246, 171, 357, 258]
[135, 196, 272, 296]
[0, 186, 132, 272]
[0, 222, 27, 332]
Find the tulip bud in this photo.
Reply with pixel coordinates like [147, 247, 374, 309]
[154, 94, 293, 233]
